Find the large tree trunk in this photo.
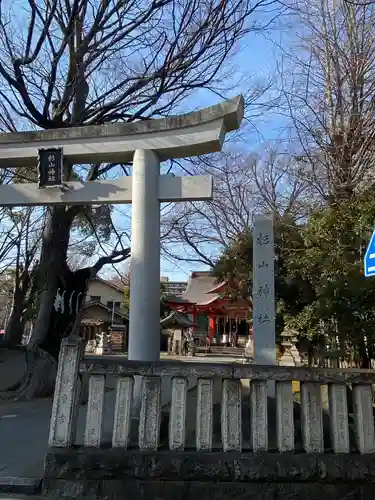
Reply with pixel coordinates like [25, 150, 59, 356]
[14, 206, 77, 400]
[15, 268, 91, 398]
[3, 289, 26, 346]
[33, 207, 73, 341]
[15, 266, 91, 400]
[10, 203, 130, 400]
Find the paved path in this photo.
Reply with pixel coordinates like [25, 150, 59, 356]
[0, 399, 51, 479]
[0, 392, 120, 480]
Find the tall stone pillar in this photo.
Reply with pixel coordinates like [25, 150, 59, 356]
[128, 150, 161, 363]
[252, 214, 276, 396]
[252, 214, 276, 366]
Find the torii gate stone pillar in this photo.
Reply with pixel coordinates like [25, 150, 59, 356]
[0, 96, 244, 370]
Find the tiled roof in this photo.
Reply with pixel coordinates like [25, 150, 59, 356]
[84, 300, 129, 320]
[182, 271, 226, 305]
[165, 294, 191, 304]
[107, 278, 126, 290]
[160, 310, 195, 328]
[93, 276, 125, 292]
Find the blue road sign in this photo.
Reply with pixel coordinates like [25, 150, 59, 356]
[364, 229, 375, 277]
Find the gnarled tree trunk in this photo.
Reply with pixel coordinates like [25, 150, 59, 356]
[4, 289, 26, 346]
[14, 207, 76, 400]
[11, 203, 130, 400]
[15, 267, 92, 400]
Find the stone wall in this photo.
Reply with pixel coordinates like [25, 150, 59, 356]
[46, 339, 375, 500]
[43, 449, 375, 499]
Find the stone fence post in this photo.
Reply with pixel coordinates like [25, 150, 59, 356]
[48, 336, 83, 447]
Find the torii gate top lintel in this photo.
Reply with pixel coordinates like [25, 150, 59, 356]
[0, 95, 244, 167]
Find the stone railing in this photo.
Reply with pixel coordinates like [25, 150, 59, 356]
[48, 337, 375, 455]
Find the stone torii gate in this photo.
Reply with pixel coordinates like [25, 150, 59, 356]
[0, 95, 244, 364]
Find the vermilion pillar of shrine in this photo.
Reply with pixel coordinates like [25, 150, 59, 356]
[192, 310, 197, 332]
[208, 316, 216, 339]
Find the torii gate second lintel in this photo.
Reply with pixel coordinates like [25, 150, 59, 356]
[0, 174, 213, 206]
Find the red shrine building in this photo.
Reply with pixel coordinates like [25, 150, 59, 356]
[167, 271, 252, 346]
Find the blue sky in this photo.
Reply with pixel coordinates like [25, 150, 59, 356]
[0, 2, 288, 281]
[146, 30, 285, 281]
[100, 27, 289, 282]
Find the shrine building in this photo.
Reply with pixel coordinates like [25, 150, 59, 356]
[167, 271, 251, 347]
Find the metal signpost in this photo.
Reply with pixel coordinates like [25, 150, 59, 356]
[364, 229, 375, 277]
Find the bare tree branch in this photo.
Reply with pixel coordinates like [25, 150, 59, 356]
[161, 147, 309, 265]
[279, 0, 375, 202]
[92, 247, 131, 274]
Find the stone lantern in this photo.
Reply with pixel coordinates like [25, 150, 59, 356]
[279, 327, 302, 367]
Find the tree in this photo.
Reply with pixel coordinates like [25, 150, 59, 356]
[284, 192, 375, 368]
[213, 215, 313, 340]
[269, 0, 375, 365]
[163, 147, 310, 266]
[283, 0, 375, 202]
[0, 0, 279, 398]
[13, 247, 131, 399]
[213, 190, 375, 367]
[1, 208, 44, 346]
[122, 272, 131, 313]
